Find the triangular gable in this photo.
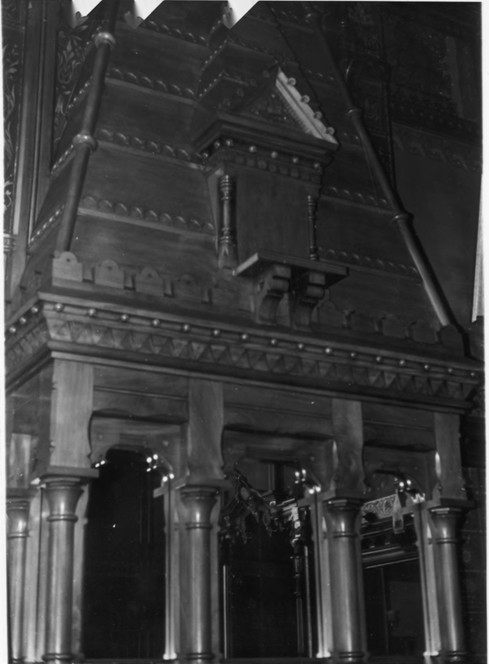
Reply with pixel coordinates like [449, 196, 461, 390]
[243, 69, 338, 145]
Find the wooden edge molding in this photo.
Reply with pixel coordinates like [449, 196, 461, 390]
[5, 294, 482, 409]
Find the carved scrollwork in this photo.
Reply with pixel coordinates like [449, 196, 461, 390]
[54, 20, 95, 152]
[3, 38, 21, 227]
[290, 271, 327, 329]
[254, 264, 291, 324]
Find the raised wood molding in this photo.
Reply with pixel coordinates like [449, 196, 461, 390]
[4, 294, 482, 411]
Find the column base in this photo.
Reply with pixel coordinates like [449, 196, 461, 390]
[441, 651, 469, 663]
[42, 653, 73, 663]
[334, 650, 368, 663]
[186, 653, 214, 661]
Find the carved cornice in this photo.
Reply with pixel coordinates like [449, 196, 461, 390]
[320, 247, 419, 279]
[107, 66, 196, 100]
[322, 185, 390, 210]
[78, 196, 214, 234]
[203, 35, 292, 73]
[274, 70, 336, 143]
[198, 134, 330, 184]
[5, 295, 481, 409]
[140, 19, 208, 46]
[51, 129, 204, 178]
[5, 304, 50, 371]
[197, 67, 255, 101]
[28, 194, 214, 249]
[18, 251, 452, 352]
[392, 124, 481, 172]
[96, 128, 203, 164]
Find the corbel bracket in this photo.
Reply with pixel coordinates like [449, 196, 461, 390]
[290, 269, 328, 329]
[235, 250, 347, 326]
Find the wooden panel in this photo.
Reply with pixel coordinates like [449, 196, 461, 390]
[224, 406, 333, 438]
[49, 359, 93, 468]
[93, 390, 187, 422]
[235, 169, 315, 263]
[186, 378, 225, 482]
[72, 214, 215, 278]
[112, 24, 204, 92]
[434, 411, 465, 498]
[331, 397, 364, 495]
[98, 83, 197, 147]
[363, 402, 434, 429]
[328, 269, 438, 329]
[364, 445, 433, 497]
[224, 383, 332, 446]
[316, 198, 415, 269]
[93, 367, 188, 430]
[363, 424, 435, 451]
[93, 365, 188, 396]
[82, 147, 213, 223]
[224, 382, 333, 417]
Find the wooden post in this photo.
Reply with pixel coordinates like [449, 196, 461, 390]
[323, 399, 367, 663]
[42, 475, 86, 664]
[7, 492, 31, 663]
[429, 506, 467, 663]
[180, 486, 218, 661]
[324, 498, 367, 663]
[217, 174, 237, 270]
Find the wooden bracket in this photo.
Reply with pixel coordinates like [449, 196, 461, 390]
[290, 269, 327, 329]
[235, 250, 347, 327]
[254, 263, 291, 324]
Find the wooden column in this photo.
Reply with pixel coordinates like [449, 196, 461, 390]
[323, 399, 367, 663]
[180, 379, 227, 660]
[7, 491, 31, 663]
[429, 506, 467, 663]
[42, 475, 85, 664]
[180, 486, 218, 662]
[324, 498, 367, 663]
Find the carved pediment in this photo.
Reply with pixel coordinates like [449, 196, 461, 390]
[242, 69, 338, 145]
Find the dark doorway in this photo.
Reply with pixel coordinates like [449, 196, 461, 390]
[82, 448, 165, 658]
[364, 559, 425, 657]
[221, 458, 317, 658]
[224, 519, 299, 657]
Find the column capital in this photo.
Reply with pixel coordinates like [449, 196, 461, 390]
[323, 495, 365, 509]
[427, 498, 473, 513]
[39, 465, 98, 485]
[7, 486, 36, 504]
[323, 497, 363, 539]
[179, 485, 219, 529]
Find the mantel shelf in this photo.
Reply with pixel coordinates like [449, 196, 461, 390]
[234, 250, 348, 285]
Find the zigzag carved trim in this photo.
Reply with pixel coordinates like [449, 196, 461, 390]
[5, 299, 482, 407]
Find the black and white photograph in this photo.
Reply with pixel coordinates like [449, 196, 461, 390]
[2, 1, 485, 663]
